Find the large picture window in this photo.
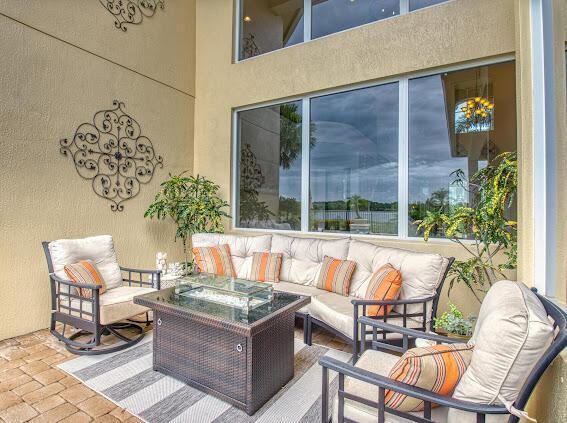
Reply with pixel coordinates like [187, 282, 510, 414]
[234, 61, 517, 239]
[237, 0, 451, 61]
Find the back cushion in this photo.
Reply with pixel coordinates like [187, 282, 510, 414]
[271, 234, 350, 286]
[191, 233, 272, 280]
[48, 235, 123, 290]
[347, 240, 448, 319]
[450, 281, 553, 410]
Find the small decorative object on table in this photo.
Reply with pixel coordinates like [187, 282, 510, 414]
[433, 303, 476, 340]
[156, 252, 168, 272]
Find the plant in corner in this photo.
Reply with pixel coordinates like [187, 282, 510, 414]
[434, 303, 475, 339]
[416, 151, 517, 303]
[144, 172, 230, 272]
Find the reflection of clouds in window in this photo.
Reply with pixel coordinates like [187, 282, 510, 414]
[312, 0, 399, 39]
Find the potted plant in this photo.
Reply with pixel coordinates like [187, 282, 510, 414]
[144, 172, 230, 273]
[416, 151, 517, 302]
[434, 303, 475, 340]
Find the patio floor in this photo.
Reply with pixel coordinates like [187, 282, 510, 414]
[0, 322, 351, 423]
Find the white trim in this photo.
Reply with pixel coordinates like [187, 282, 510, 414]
[398, 78, 409, 239]
[231, 110, 240, 227]
[231, 56, 516, 243]
[301, 98, 310, 232]
[400, 0, 410, 15]
[303, 0, 311, 43]
[233, 0, 241, 63]
[530, 0, 556, 296]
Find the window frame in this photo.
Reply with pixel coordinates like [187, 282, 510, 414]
[234, 0, 454, 63]
[231, 55, 515, 242]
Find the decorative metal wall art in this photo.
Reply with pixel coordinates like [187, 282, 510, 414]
[60, 100, 163, 212]
[100, 0, 165, 32]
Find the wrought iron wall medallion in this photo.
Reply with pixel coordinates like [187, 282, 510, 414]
[60, 100, 163, 212]
[100, 0, 165, 31]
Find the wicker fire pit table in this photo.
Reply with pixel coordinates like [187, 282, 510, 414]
[134, 274, 310, 415]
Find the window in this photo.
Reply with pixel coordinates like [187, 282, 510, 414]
[311, 0, 399, 40]
[309, 83, 399, 235]
[234, 61, 517, 239]
[408, 61, 517, 237]
[237, 0, 451, 60]
[236, 101, 303, 230]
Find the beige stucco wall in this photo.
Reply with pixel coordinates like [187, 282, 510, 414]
[195, 0, 517, 318]
[0, 1, 196, 340]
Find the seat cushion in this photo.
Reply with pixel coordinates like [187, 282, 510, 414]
[191, 233, 272, 280]
[192, 244, 236, 277]
[271, 234, 350, 286]
[272, 281, 327, 313]
[450, 281, 554, 412]
[316, 256, 357, 296]
[347, 240, 449, 320]
[48, 235, 123, 290]
[309, 292, 424, 339]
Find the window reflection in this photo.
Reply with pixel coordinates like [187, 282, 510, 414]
[408, 62, 517, 237]
[237, 102, 303, 230]
[312, 0, 399, 39]
[240, 0, 304, 60]
[409, 0, 449, 11]
[309, 83, 399, 235]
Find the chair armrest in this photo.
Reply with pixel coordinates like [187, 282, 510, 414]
[351, 295, 436, 306]
[49, 273, 101, 291]
[120, 266, 162, 289]
[357, 316, 463, 345]
[319, 356, 508, 416]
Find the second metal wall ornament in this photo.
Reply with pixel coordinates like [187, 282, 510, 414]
[100, 0, 165, 32]
[60, 100, 163, 212]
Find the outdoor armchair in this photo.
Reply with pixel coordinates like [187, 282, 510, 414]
[320, 282, 567, 423]
[42, 235, 161, 355]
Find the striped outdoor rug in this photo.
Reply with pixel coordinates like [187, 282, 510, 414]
[58, 332, 351, 422]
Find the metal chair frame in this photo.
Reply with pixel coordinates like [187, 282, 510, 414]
[42, 241, 161, 355]
[320, 288, 567, 423]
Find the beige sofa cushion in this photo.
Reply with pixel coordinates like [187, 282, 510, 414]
[309, 292, 424, 339]
[49, 235, 123, 290]
[347, 240, 449, 320]
[191, 233, 272, 280]
[271, 234, 350, 286]
[70, 286, 154, 325]
[272, 281, 327, 313]
[449, 281, 553, 419]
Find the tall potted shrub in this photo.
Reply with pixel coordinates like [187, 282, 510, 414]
[416, 152, 517, 302]
[144, 172, 230, 270]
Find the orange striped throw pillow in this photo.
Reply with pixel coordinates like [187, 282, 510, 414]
[192, 244, 237, 277]
[250, 252, 283, 283]
[364, 264, 402, 316]
[316, 256, 357, 296]
[64, 259, 106, 298]
[386, 344, 473, 412]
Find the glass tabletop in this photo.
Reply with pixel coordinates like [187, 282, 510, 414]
[138, 287, 305, 326]
[175, 273, 272, 297]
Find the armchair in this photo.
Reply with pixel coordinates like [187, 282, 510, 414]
[42, 236, 161, 355]
[320, 283, 567, 423]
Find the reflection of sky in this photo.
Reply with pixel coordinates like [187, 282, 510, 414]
[312, 0, 399, 39]
[307, 83, 399, 203]
[285, 14, 304, 47]
[409, 74, 469, 202]
[409, 0, 449, 12]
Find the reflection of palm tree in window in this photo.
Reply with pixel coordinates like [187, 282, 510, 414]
[279, 103, 316, 169]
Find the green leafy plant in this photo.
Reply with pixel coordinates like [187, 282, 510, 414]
[144, 172, 230, 269]
[416, 151, 517, 302]
[434, 303, 475, 337]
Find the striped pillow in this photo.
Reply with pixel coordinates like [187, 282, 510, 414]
[364, 264, 402, 316]
[386, 344, 473, 412]
[316, 256, 357, 296]
[64, 259, 106, 298]
[192, 244, 237, 277]
[250, 252, 283, 283]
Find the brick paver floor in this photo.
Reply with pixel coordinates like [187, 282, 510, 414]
[0, 321, 350, 422]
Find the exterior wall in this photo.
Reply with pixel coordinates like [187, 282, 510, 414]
[195, 0, 517, 318]
[0, 1, 196, 340]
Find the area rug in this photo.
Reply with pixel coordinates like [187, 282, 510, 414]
[58, 332, 351, 422]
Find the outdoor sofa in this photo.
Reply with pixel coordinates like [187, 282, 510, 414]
[192, 233, 454, 348]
